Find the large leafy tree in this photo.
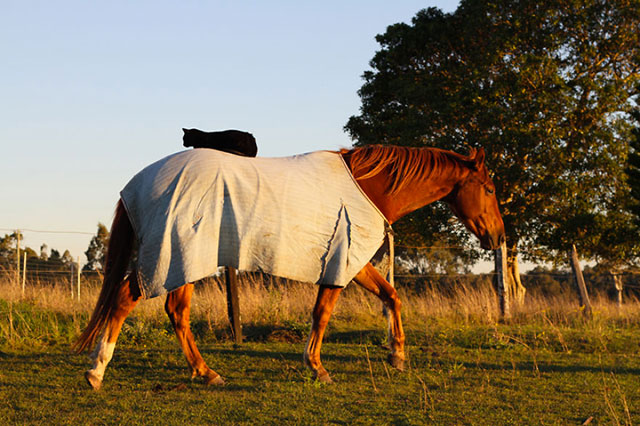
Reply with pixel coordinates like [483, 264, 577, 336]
[617, 86, 640, 269]
[625, 89, 640, 228]
[346, 0, 640, 296]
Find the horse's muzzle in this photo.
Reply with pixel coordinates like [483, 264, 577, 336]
[481, 232, 505, 250]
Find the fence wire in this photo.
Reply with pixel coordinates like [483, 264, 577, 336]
[4, 226, 640, 290]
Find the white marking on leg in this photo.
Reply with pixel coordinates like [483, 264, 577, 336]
[88, 337, 116, 382]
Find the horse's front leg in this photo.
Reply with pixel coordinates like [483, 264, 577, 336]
[303, 285, 343, 383]
[353, 262, 406, 370]
[85, 273, 141, 390]
[165, 283, 224, 385]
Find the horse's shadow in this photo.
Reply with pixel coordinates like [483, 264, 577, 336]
[5, 343, 639, 393]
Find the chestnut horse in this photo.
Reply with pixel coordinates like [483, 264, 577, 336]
[74, 145, 504, 388]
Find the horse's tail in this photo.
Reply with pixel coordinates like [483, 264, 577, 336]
[73, 200, 135, 353]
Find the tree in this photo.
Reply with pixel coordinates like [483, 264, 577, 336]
[40, 244, 49, 261]
[48, 249, 63, 266]
[0, 232, 19, 270]
[625, 87, 640, 228]
[61, 250, 74, 267]
[346, 0, 640, 301]
[0, 232, 81, 280]
[84, 223, 109, 272]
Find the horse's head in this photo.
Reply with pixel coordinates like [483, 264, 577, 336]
[444, 148, 505, 250]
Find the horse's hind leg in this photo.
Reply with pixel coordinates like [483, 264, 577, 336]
[85, 273, 141, 390]
[303, 285, 343, 383]
[165, 283, 224, 385]
[353, 262, 406, 370]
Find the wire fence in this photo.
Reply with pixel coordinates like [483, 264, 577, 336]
[3, 226, 640, 300]
[0, 226, 613, 269]
[0, 227, 94, 236]
[394, 242, 577, 259]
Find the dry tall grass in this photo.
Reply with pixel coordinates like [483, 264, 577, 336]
[2, 268, 639, 331]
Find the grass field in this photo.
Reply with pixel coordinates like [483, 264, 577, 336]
[0, 274, 639, 425]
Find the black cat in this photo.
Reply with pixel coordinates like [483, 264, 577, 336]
[182, 128, 257, 157]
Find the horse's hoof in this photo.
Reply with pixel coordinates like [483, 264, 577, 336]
[205, 374, 225, 386]
[85, 370, 102, 390]
[387, 353, 405, 371]
[315, 371, 333, 384]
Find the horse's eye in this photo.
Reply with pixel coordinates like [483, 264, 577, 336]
[486, 188, 494, 195]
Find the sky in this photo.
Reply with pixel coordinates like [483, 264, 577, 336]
[1, 0, 460, 265]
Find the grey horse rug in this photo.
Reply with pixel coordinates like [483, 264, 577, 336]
[120, 149, 388, 299]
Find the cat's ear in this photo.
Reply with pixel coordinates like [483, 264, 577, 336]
[182, 128, 188, 134]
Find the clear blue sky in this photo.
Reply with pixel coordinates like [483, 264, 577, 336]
[1, 1, 459, 263]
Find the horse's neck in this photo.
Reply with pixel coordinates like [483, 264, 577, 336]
[353, 153, 468, 224]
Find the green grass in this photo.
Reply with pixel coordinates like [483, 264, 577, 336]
[0, 307, 638, 425]
[1, 276, 640, 425]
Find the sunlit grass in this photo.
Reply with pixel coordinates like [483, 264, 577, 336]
[1, 271, 639, 424]
[2, 269, 640, 350]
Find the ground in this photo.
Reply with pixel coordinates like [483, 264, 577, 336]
[1, 320, 638, 425]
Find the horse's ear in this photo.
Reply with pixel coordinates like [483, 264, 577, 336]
[182, 128, 188, 134]
[473, 147, 485, 170]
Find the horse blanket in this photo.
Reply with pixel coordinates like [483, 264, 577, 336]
[120, 149, 388, 298]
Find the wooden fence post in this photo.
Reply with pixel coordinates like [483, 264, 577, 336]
[494, 241, 510, 319]
[225, 266, 243, 344]
[15, 231, 20, 285]
[77, 256, 81, 301]
[22, 253, 27, 297]
[69, 262, 74, 299]
[569, 244, 592, 318]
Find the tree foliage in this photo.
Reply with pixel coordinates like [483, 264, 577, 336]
[0, 223, 111, 277]
[346, 0, 640, 266]
[0, 232, 22, 271]
[625, 90, 640, 227]
[84, 223, 109, 272]
[0, 232, 76, 275]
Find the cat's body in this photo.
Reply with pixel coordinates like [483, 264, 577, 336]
[182, 128, 257, 157]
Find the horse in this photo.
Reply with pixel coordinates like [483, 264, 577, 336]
[73, 145, 505, 388]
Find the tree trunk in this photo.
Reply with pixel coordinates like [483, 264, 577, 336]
[569, 244, 592, 318]
[610, 270, 623, 309]
[506, 248, 526, 306]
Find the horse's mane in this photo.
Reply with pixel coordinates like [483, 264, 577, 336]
[341, 145, 480, 195]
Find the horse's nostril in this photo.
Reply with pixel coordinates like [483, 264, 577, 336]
[499, 234, 506, 245]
